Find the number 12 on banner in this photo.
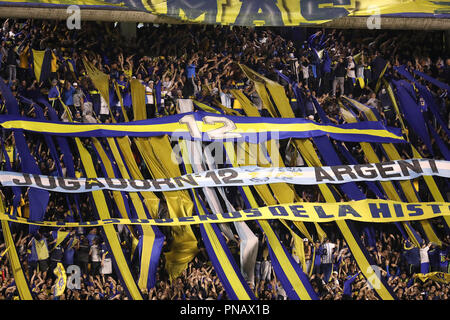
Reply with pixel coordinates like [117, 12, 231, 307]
[179, 114, 242, 139]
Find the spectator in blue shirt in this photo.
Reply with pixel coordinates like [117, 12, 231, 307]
[186, 55, 198, 80]
[62, 81, 76, 114]
[403, 240, 420, 276]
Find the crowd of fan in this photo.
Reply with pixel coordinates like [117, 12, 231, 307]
[0, 18, 448, 300]
[0, 19, 448, 126]
[0, 223, 448, 300]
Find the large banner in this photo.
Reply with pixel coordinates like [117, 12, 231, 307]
[1, 0, 449, 26]
[1, 200, 449, 227]
[0, 111, 405, 143]
[0, 159, 448, 193]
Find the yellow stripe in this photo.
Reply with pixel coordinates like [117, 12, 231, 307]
[92, 138, 133, 221]
[83, 58, 110, 108]
[260, 220, 313, 299]
[0, 118, 403, 141]
[53, 231, 69, 249]
[231, 88, 322, 241]
[0, 199, 33, 300]
[383, 80, 407, 133]
[309, 247, 316, 277]
[288, 223, 307, 273]
[375, 63, 389, 93]
[138, 230, 155, 290]
[340, 100, 422, 247]
[336, 220, 394, 300]
[107, 137, 159, 215]
[113, 137, 160, 215]
[230, 90, 261, 117]
[126, 80, 198, 279]
[193, 101, 221, 114]
[381, 144, 442, 246]
[241, 69, 395, 300]
[133, 136, 199, 281]
[74, 138, 143, 300]
[130, 79, 146, 122]
[294, 140, 396, 300]
[92, 137, 156, 290]
[1, 223, 32, 299]
[223, 142, 313, 300]
[414, 272, 450, 284]
[32, 49, 46, 83]
[0, 246, 9, 258]
[114, 81, 130, 123]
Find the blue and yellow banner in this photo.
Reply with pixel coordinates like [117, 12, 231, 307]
[1, 200, 449, 227]
[0, 111, 405, 144]
[414, 272, 450, 284]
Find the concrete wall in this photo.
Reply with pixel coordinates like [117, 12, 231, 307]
[120, 22, 137, 40]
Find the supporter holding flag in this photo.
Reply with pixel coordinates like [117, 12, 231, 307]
[402, 240, 421, 277]
[419, 242, 432, 274]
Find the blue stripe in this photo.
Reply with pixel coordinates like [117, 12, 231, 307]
[235, 184, 318, 300]
[147, 227, 165, 289]
[195, 195, 255, 300]
[33, 94, 83, 221]
[0, 77, 49, 234]
[258, 221, 318, 300]
[177, 156, 255, 300]
[199, 224, 239, 300]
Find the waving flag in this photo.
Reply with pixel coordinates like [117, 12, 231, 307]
[31, 49, 52, 84]
[53, 263, 67, 297]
